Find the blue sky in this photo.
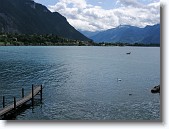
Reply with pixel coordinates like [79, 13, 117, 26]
[35, 0, 118, 9]
[34, 0, 160, 31]
[35, 0, 159, 9]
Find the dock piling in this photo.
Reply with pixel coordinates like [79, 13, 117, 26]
[32, 84, 34, 106]
[22, 88, 24, 98]
[3, 96, 5, 108]
[40, 85, 42, 101]
[14, 97, 16, 111]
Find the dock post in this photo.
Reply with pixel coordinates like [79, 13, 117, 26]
[32, 84, 34, 106]
[3, 96, 5, 108]
[22, 88, 24, 98]
[40, 85, 42, 101]
[14, 97, 16, 111]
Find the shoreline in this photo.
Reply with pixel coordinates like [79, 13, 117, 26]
[0, 33, 160, 47]
[0, 43, 160, 47]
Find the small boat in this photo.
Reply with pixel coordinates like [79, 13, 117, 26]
[117, 78, 122, 81]
[126, 52, 131, 55]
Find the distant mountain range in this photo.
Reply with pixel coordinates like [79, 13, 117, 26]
[88, 24, 160, 44]
[0, 0, 90, 41]
[78, 30, 101, 38]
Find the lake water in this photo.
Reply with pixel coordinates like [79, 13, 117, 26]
[0, 46, 160, 120]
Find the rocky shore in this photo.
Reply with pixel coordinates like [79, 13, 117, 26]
[151, 85, 160, 93]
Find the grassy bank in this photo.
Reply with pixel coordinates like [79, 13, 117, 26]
[0, 33, 93, 46]
[0, 33, 160, 47]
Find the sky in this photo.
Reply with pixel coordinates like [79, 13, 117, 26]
[34, 0, 160, 32]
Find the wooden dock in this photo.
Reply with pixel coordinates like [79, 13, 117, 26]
[0, 85, 43, 118]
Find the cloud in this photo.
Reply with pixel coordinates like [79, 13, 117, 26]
[116, 0, 144, 8]
[49, 0, 160, 32]
[98, 1, 102, 4]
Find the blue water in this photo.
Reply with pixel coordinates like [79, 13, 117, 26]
[0, 46, 160, 120]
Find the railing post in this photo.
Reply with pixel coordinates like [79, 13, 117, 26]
[14, 97, 16, 111]
[32, 84, 34, 106]
[3, 96, 5, 108]
[22, 88, 24, 98]
[40, 85, 42, 101]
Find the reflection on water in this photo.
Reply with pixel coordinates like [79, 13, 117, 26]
[0, 46, 160, 120]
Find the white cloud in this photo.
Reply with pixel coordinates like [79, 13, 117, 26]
[117, 0, 144, 8]
[49, 0, 160, 32]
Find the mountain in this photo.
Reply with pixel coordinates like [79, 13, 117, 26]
[78, 30, 101, 38]
[0, 0, 90, 41]
[90, 24, 160, 44]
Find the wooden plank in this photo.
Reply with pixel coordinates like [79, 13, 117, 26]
[0, 86, 41, 117]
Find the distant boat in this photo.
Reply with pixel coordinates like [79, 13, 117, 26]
[117, 78, 122, 81]
[126, 52, 131, 55]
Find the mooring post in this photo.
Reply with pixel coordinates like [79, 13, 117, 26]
[3, 96, 5, 108]
[32, 84, 34, 106]
[22, 88, 24, 98]
[40, 85, 42, 101]
[14, 97, 16, 111]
